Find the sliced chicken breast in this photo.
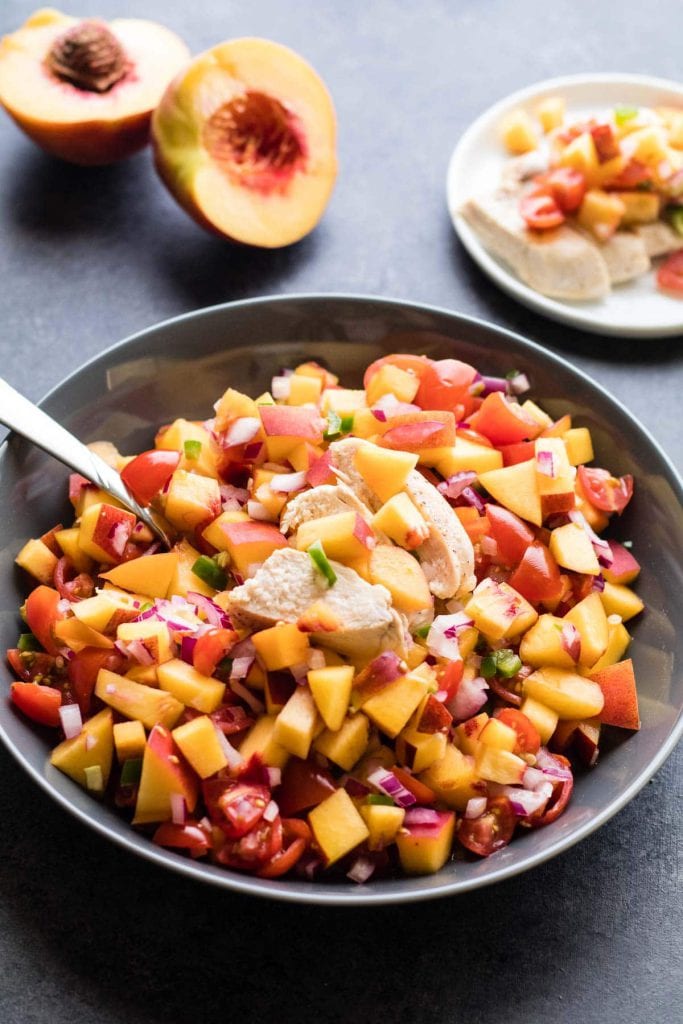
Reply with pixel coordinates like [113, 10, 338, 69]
[280, 482, 373, 535]
[633, 221, 681, 258]
[460, 193, 611, 300]
[329, 437, 475, 599]
[226, 547, 405, 661]
[585, 230, 650, 284]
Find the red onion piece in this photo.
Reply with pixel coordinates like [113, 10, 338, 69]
[536, 449, 556, 478]
[367, 768, 417, 808]
[229, 678, 265, 715]
[371, 408, 387, 422]
[215, 727, 244, 770]
[403, 807, 442, 828]
[59, 703, 83, 740]
[592, 575, 606, 593]
[180, 635, 197, 665]
[499, 786, 549, 816]
[446, 674, 489, 721]
[307, 648, 326, 671]
[263, 799, 279, 823]
[437, 472, 477, 500]
[269, 470, 307, 493]
[427, 612, 473, 661]
[127, 638, 155, 666]
[187, 592, 231, 628]
[271, 376, 292, 400]
[480, 375, 509, 396]
[220, 484, 249, 508]
[247, 499, 276, 522]
[560, 622, 581, 662]
[266, 768, 281, 788]
[508, 372, 530, 396]
[481, 535, 499, 558]
[464, 796, 487, 819]
[230, 656, 254, 681]
[223, 417, 261, 448]
[347, 855, 376, 884]
[535, 747, 573, 780]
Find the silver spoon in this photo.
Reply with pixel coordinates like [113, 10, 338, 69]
[0, 377, 173, 550]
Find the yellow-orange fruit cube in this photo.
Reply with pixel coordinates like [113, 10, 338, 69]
[362, 673, 430, 738]
[308, 665, 354, 732]
[172, 716, 229, 778]
[465, 577, 538, 641]
[201, 509, 250, 551]
[239, 715, 290, 769]
[519, 696, 558, 745]
[156, 419, 219, 478]
[360, 804, 405, 850]
[54, 527, 94, 574]
[478, 717, 518, 752]
[273, 686, 321, 759]
[453, 712, 489, 756]
[396, 810, 455, 874]
[564, 592, 609, 668]
[308, 789, 370, 866]
[500, 107, 538, 153]
[419, 744, 482, 811]
[287, 374, 323, 406]
[157, 658, 226, 713]
[478, 460, 542, 526]
[577, 189, 625, 241]
[295, 511, 374, 563]
[395, 727, 447, 773]
[588, 621, 631, 674]
[475, 745, 527, 785]
[113, 719, 147, 763]
[519, 614, 577, 669]
[51, 708, 114, 791]
[168, 538, 217, 598]
[372, 492, 429, 549]
[536, 96, 566, 133]
[599, 581, 644, 622]
[523, 667, 604, 720]
[252, 622, 310, 671]
[314, 713, 370, 770]
[101, 553, 180, 600]
[353, 444, 418, 503]
[95, 669, 184, 730]
[558, 131, 599, 181]
[164, 470, 221, 533]
[15, 538, 58, 585]
[368, 545, 432, 614]
[321, 388, 367, 416]
[549, 522, 601, 575]
[433, 438, 503, 477]
[365, 364, 420, 406]
[563, 428, 594, 466]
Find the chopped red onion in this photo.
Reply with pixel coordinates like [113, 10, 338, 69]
[85, 734, 97, 751]
[371, 408, 387, 422]
[458, 487, 487, 514]
[187, 592, 231, 627]
[230, 678, 265, 715]
[263, 799, 279, 823]
[427, 613, 473, 661]
[464, 797, 487, 819]
[230, 656, 255, 681]
[367, 768, 417, 808]
[508, 372, 530, 395]
[247, 499, 276, 522]
[269, 470, 307, 493]
[244, 441, 263, 460]
[271, 376, 292, 400]
[223, 416, 261, 448]
[499, 786, 549, 816]
[403, 807, 441, 828]
[290, 661, 309, 683]
[127, 638, 155, 666]
[180, 635, 197, 665]
[446, 674, 488, 721]
[171, 794, 186, 825]
[220, 484, 249, 508]
[522, 766, 546, 791]
[347, 855, 376, 884]
[231, 637, 256, 661]
[437, 471, 477, 501]
[307, 648, 326, 671]
[57, 598, 71, 615]
[536, 449, 556, 478]
[535, 747, 573, 780]
[592, 574, 606, 592]
[108, 521, 129, 557]
[560, 622, 581, 662]
[266, 768, 281, 788]
[480, 375, 509, 396]
[215, 727, 244, 770]
[59, 703, 82, 740]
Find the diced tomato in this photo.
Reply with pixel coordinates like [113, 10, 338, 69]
[605, 159, 653, 190]
[499, 441, 536, 466]
[656, 250, 683, 296]
[120, 449, 181, 506]
[10, 681, 62, 727]
[519, 192, 564, 230]
[485, 505, 535, 566]
[210, 704, 254, 736]
[53, 556, 95, 602]
[457, 796, 516, 856]
[68, 647, 124, 716]
[257, 818, 312, 878]
[437, 659, 464, 703]
[414, 358, 479, 419]
[391, 766, 437, 805]
[494, 708, 541, 755]
[469, 392, 542, 446]
[214, 816, 283, 871]
[210, 781, 271, 839]
[521, 755, 573, 827]
[362, 354, 433, 390]
[25, 586, 65, 656]
[277, 758, 337, 817]
[453, 507, 490, 544]
[153, 821, 210, 856]
[536, 168, 587, 213]
[508, 541, 563, 603]
[7, 649, 61, 685]
[192, 628, 239, 678]
[590, 123, 620, 163]
[577, 466, 634, 514]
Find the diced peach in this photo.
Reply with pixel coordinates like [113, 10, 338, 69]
[363, 672, 430, 738]
[453, 713, 489, 756]
[353, 444, 418, 503]
[549, 522, 601, 575]
[53, 616, 113, 653]
[360, 804, 405, 850]
[564, 592, 609, 668]
[252, 622, 310, 671]
[379, 412, 455, 453]
[558, 131, 600, 181]
[395, 810, 455, 874]
[478, 717, 518, 752]
[156, 419, 219, 478]
[296, 511, 375, 563]
[95, 669, 184, 729]
[273, 686, 321, 759]
[523, 667, 604, 720]
[133, 724, 199, 825]
[434, 438, 504, 477]
[287, 374, 323, 406]
[395, 727, 447, 773]
[78, 502, 136, 563]
[222, 521, 288, 576]
[464, 577, 538, 641]
[534, 437, 576, 517]
[372, 493, 429, 549]
[519, 696, 558, 745]
[54, 526, 94, 574]
[113, 719, 146, 763]
[100, 552, 179, 600]
[589, 620, 631, 673]
[577, 189, 625, 241]
[239, 714, 290, 769]
[50, 708, 114, 791]
[500, 107, 538, 153]
[519, 614, 577, 669]
[613, 190, 660, 224]
[602, 543, 641, 585]
[419, 744, 483, 811]
[201, 509, 250, 551]
[535, 96, 565, 133]
[172, 715, 229, 778]
[307, 665, 354, 731]
[213, 387, 260, 433]
[313, 713, 369, 771]
[563, 428, 594, 466]
[478, 460, 542, 526]
[599, 581, 644, 622]
[475, 745, 527, 784]
[365, 364, 420, 406]
[157, 658, 226, 713]
[15, 538, 58, 584]
[117, 620, 174, 664]
[259, 406, 324, 461]
[168, 538, 217, 598]
[164, 470, 221, 532]
[309, 788, 369, 866]
[590, 658, 640, 730]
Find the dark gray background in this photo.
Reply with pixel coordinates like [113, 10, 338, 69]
[0, 2, 680, 1022]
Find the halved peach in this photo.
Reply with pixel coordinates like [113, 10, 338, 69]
[0, 9, 190, 165]
[151, 37, 337, 248]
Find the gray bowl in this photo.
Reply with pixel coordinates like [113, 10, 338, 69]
[1, 294, 681, 905]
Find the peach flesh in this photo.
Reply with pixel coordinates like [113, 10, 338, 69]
[203, 91, 308, 195]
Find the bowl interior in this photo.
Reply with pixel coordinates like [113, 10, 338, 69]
[1, 294, 681, 904]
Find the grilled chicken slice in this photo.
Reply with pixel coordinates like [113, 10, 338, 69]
[280, 481, 373, 535]
[460, 193, 611, 300]
[329, 438, 475, 599]
[586, 230, 650, 284]
[226, 547, 406, 661]
[633, 221, 681, 258]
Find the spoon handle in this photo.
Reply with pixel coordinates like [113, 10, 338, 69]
[0, 377, 171, 548]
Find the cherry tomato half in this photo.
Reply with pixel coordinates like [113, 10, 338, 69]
[192, 628, 239, 678]
[485, 504, 535, 566]
[153, 821, 210, 856]
[415, 358, 479, 419]
[257, 818, 312, 878]
[577, 466, 634, 514]
[494, 708, 541, 755]
[120, 449, 181, 506]
[469, 392, 542, 447]
[53, 556, 95, 603]
[508, 541, 564, 603]
[68, 647, 124, 717]
[25, 586, 65, 656]
[10, 681, 62, 727]
[7, 649, 61, 685]
[457, 796, 516, 856]
[656, 250, 683, 296]
[209, 781, 271, 839]
[519, 192, 565, 230]
[536, 168, 587, 213]
[215, 816, 283, 871]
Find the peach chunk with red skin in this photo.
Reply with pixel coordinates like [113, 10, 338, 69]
[152, 37, 337, 248]
[0, 9, 190, 165]
[590, 658, 640, 730]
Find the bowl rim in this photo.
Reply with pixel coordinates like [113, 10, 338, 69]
[1, 291, 681, 905]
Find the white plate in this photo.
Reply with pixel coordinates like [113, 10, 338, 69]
[447, 73, 683, 338]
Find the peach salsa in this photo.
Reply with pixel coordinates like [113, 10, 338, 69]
[7, 355, 643, 882]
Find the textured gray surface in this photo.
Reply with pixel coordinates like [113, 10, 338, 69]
[0, 1, 681, 1022]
